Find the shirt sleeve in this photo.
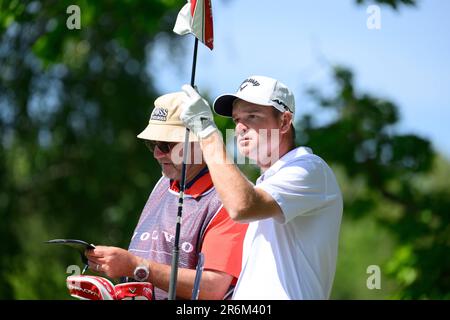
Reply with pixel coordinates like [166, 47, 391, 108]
[256, 158, 330, 224]
[200, 206, 248, 280]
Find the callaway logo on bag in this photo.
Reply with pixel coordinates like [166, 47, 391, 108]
[67, 275, 153, 300]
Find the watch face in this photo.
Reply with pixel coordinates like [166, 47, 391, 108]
[135, 266, 148, 281]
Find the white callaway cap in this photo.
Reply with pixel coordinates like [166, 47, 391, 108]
[213, 75, 295, 117]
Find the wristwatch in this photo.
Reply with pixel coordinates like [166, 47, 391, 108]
[133, 264, 150, 282]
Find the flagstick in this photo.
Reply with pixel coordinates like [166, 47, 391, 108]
[190, 38, 199, 86]
[168, 38, 199, 301]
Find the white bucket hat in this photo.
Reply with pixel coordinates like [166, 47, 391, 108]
[213, 75, 295, 117]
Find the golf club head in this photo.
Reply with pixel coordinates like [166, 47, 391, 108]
[45, 239, 95, 271]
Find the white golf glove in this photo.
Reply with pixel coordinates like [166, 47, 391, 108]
[180, 84, 218, 139]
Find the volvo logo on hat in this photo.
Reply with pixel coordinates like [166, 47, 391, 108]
[150, 108, 168, 122]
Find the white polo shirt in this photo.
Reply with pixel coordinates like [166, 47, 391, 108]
[232, 147, 343, 300]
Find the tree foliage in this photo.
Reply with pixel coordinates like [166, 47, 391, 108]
[355, 0, 417, 10]
[1, 0, 447, 300]
[300, 66, 450, 299]
[0, 0, 184, 299]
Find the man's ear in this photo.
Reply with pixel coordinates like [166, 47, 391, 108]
[280, 112, 293, 134]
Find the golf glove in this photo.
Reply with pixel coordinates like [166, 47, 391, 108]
[180, 84, 218, 139]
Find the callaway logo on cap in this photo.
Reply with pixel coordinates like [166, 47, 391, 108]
[213, 75, 295, 117]
[238, 78, 261, 91]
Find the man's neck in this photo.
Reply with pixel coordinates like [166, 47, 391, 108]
[259, 141, 295, 173]
[183, 165, 208, 186]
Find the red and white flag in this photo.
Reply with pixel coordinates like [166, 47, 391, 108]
[173, 0, 214, 50]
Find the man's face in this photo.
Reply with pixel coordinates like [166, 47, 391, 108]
[151, 141, 203, 180]
[231, 100, 282, 164]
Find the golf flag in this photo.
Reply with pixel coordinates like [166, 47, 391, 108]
[173, 0, 214, 50]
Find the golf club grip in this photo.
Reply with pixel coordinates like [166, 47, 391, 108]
[191, 252, 205, 300]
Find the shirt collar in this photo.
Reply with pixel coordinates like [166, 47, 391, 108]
[170, 167, 213, 199]
[257, 146, 313, 183]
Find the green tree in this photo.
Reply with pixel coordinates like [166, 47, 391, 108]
[301, 66, 450, 299]
[0, 0, 185, 299]
[1, 0, 440, 300]
[356, 0, 416, 10]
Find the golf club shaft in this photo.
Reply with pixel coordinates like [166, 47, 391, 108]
[168, 38, 199, 300]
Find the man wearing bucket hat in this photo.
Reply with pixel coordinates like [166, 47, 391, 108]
[180, 76, 343, 300]
[86, 92, 248, 300]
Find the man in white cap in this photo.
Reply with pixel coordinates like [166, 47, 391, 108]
[180, 76, 343, 299]
[86, 92, 247, 300]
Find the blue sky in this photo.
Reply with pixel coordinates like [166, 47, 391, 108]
[149, 0, 450, 157]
